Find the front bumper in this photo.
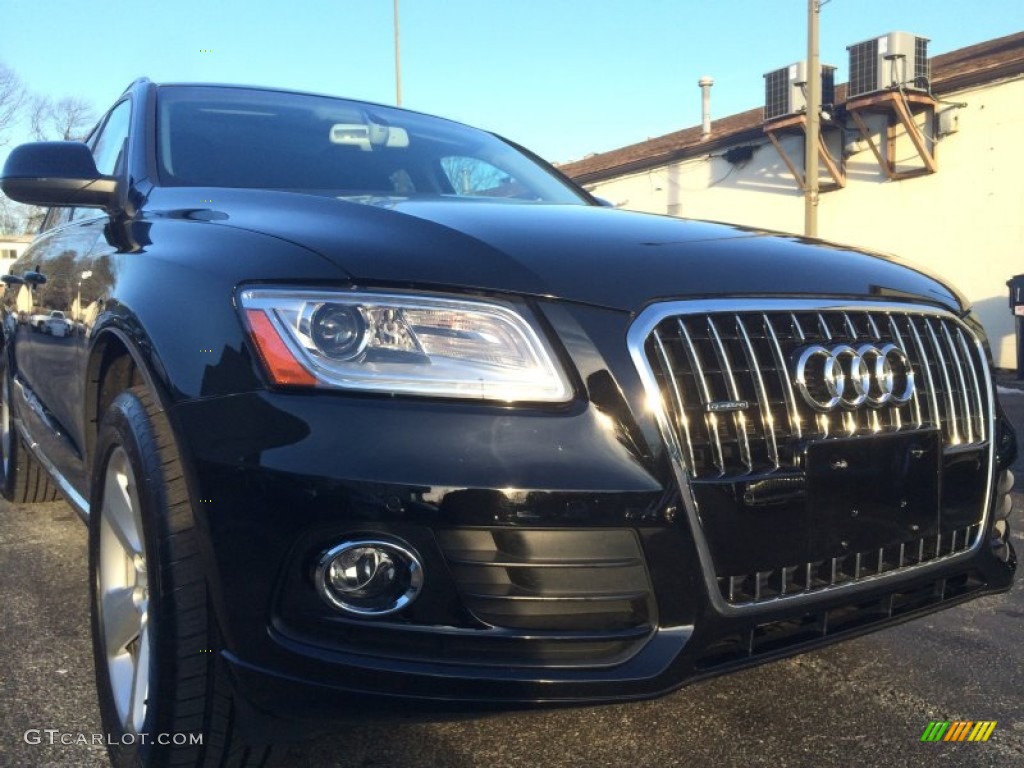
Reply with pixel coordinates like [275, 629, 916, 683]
[171, 300, 1016, 714]
[227, 561, 1012, 714]
[171, 397, 1015, 714]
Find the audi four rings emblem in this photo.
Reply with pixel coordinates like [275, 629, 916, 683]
[793, 343, 916, 411]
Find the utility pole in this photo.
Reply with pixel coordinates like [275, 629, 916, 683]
[805, 0, 820, 238]
[394, 0, 403, 106]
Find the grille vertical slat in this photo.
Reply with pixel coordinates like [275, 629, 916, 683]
[707, 317, 753, 472]
[866, 313, 882, 340]
[906, 317, 943, 433]
[736, 316, 781, 469]
[790, 313, 806, 342]
[651, 329, 697, 473]
[941, 323, 974, 444]
[677, 318, 726, 475]
[842, 312, 857, 338]
[923, 318, 962, 445]
[842, 407, 857, 438]
[763, 314, 803, 443]
[956, 328, 987, 442]
[816, 313, 832, 340]
[887, 316, 923, 428]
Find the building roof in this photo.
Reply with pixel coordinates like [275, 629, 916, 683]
[0, 235, 35, 246]
[559, 31, 1024, 184]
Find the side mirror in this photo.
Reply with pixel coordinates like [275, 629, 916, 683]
[0, 142, 119, 211]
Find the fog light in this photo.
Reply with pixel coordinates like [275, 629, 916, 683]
[315, 539, 423, 616]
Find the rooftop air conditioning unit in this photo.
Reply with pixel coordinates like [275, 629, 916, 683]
[847, 32, 930, 99]
[763, 61, 836, 121]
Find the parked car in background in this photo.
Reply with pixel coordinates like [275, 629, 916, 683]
[28, 309, 69, 335]
[0, 79, 1017, 767]
[45, 314, 70, 337]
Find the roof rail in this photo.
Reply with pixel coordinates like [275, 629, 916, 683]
[120, 77, 152, 96]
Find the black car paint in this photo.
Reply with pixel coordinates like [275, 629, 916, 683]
[9, 189, 970, 522]
[140, 185, 968, 315]
[11, 179, 970, 486]
[1, 80, 1014, 713]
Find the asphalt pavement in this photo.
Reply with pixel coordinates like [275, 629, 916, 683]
[1, 386, 1023, 768]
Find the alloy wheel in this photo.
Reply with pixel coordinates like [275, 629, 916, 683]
[97, 446, 150, 734]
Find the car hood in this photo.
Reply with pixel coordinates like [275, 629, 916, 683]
[145, 188, 965, 314]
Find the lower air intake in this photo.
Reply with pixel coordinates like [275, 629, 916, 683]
[437, 528, 654, 632]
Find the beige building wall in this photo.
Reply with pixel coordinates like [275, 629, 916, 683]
[585, 76, 1024, 369]
[0, 235, 35, 275]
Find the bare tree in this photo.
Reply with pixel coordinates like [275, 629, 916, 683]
[29, 94, 95, 141]
[8, 93, 97, 235]
[0, 63, 30, 234]
[27, 93, 48, 141]
[0, 63, 98, 234]
[0, 197, 45, 236]
[0, 61, 25, 147]
[0, 197, 22, 234]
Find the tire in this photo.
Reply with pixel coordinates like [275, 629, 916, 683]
[0, 355, 60, 503]
[89, 386, 271, 767]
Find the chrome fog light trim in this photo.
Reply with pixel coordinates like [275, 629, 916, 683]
[315, 539, 424, 616]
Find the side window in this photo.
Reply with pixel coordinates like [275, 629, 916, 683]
[439, 156, 530, 199]
[91, 100, 132, 176]
[70, 206, 100, 222]
[40, 207, 74, 232]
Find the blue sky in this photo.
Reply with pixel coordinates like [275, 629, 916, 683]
[1, 0, 1022, 165]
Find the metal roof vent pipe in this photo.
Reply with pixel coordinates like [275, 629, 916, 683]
[699, 76, 714, 139]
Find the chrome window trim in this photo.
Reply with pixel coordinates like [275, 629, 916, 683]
[626, 298, 996, 617]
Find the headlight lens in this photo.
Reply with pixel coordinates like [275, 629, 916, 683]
[307, 303, 368, 360]
[239, 289, 572, 402]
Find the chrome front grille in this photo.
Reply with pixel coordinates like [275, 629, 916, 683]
[639, 305, 990, 479]
[628, 300, 995, 612]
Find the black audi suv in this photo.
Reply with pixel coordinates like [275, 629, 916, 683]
[0, 79, 1016, 767]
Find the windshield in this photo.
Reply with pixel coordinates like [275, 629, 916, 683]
[155, 86, 588, 205]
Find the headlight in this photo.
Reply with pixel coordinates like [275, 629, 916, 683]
[238, 289, 572, 402]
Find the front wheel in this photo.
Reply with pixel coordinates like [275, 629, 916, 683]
[89, 386, 270, 767]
